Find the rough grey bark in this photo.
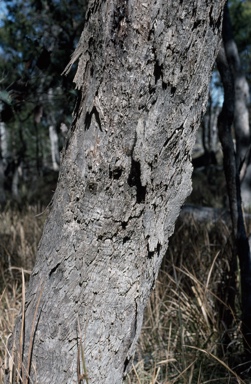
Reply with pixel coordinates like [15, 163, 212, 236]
[5, 1, 225, 383]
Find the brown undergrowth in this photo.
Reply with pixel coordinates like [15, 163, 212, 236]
[127, 214, 251, 384]
[0, 205, 250, 383]
[0, 205, 46, 383]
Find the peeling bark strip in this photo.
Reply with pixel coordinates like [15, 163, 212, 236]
[6, 1, 225, 383]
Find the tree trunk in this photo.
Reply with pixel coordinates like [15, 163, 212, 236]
[202, 92, 221, 155]
[48, 89, 60, 171]
[222, 6, 250, 173]
[222, 5, 251, 210]
[5, 1, 225, 383]
[49, 125, 60, 171]
[0, 122, 8, 204]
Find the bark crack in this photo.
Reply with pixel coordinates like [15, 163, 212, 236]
[153, 47, 167, 90]
[49, 262, 60, 277]
[147, 241, 161, 258]
[159, 124, 183, 157]
[127, 158, 146, 203]
[123, 298, 138, 377]
[84, 105, 102, 131]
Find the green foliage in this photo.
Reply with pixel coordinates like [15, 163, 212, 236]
[229, 0, 251, 50]
[0, 0, 88, 198]
[0, 0, 88, 113]
[229, 0, 251, 75]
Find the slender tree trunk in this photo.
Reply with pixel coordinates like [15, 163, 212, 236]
[0, 122, 8, 204]
[0, 121, 9, 160]
[222, 4, 251, 211]
[222, 6, 250, 175]
[0, 158, 6, 205]
[11, 163, 20, 200]
[202, 93, 220, 155]
[49, 125, 60, 171]
[47, 89, 60, 171]
[5, 1, 225, 383]
[216, 43, 238, 354]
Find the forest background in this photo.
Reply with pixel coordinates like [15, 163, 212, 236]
[1, 0, 251, 382]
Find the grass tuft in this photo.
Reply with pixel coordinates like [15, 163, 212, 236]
[126, 214, 248, 383]
[0, 205, 46, 383]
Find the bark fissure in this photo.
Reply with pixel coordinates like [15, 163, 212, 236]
[84, 105, 102, 131]
[127, 158, 146, 204]
[49, 262, 61, 278]
[159, 124, 183, 157]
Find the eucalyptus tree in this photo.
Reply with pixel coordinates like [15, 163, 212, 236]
[5, 0, 226, 383]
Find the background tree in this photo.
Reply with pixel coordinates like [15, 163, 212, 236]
[216, 4, 251, 358]
[189, 0, 251, 369]
[4, 0, 226, 383]
[0, 0, 88, 202]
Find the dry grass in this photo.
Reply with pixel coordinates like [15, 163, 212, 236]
[126, 215, 250, 384]
[0, 205, 46, 383]
[0, 204, 46, 283]
[0, 205, 250, 383]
